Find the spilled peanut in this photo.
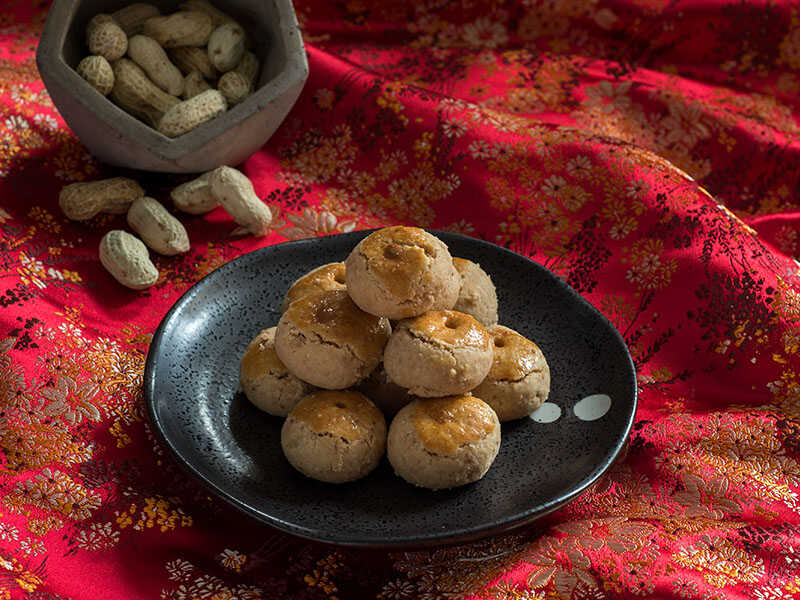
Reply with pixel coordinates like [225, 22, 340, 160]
[171, 172, 219, 214]
[209, 166, 271, 235]
[59, 177, 144, 221]
[99, 230, 159, 290]
[126, 197, 190, 256]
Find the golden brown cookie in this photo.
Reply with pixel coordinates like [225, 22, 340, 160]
[275, 290, 391, 389]
[473, 325, 550, 421]
[383, 310, 493, 397]
[239, 327, 314, 416]
[345, 227, 459, 319]
[452, 258, 498, 327]
[281, 390, 386, 483]
[387, 395, 500, 490]
[281, 262, 346, 312]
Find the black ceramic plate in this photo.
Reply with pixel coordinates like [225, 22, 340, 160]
[144, 231, 637, 547]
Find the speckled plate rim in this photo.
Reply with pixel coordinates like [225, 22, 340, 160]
[144, 230, 638, 548]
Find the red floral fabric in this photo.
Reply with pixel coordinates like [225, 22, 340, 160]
[1, 0, 800, 598]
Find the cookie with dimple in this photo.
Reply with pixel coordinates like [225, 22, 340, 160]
[387, 395, 500, 490]
[345, 226, 460, 319]
[452, 258, 498, 327]
[275, 289, 391, 389]
[239, 327, 314, 416]
[281, 262, 346, 312]
[383, 310, 493, 397]
[356, 363, 413, 418]
[281, 390, 386, 483]
[473, 325, 550, 421]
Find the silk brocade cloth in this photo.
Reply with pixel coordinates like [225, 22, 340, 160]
[1, 0, 800, 598]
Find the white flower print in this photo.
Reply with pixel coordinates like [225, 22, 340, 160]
[283, 207, 356, 240]
[468, 139, 493, 159]
[217, 548, 246, 571]
[4, 115, 29, 130]
[19, 537, 45, 556]
[582, 81, 633, 114]
[442, 119, 467, 138]
[0, 522, 18, 541]
[165, 559, 195, 581]
[566, 155, 592, 176]
[541, 175, 567, 197]
[661, 101, 711, 147]
[462, 18, 508, 48]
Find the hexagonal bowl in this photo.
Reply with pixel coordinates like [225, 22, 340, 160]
[36, 0, 308, 173]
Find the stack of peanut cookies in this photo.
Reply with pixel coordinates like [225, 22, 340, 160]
[239, 226, 551, 490]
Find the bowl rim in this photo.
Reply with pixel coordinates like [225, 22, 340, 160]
[36, 0, 309, 159]
[143, 230, 638, 548]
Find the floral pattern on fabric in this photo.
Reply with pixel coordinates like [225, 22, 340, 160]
[0, 0, 800, 598]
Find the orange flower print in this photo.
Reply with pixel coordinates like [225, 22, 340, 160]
[673, 535, 764, 588]
[314, 88, 335, 111]
[624, 238, 677, 291]
[523, 537, 598, 597]
[217, 549, 247, 573]
[779, 27, 800, 69]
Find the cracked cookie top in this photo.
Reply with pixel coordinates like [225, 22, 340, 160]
[485, 325, 544, 382]
[283, 262, 346, 311]
[284, 289, 391, 362]
[239, 327, 286, 378]
[403, 310, 491, 349]
[288, 390, 384, 441]
[357, 226, 444, 298]
[411, 395, 497, 455]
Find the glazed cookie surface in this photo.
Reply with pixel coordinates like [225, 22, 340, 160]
[383, 310, 493, 397]
[281, 390, 386, 483]
[473, 325, 550, 421]
[239, 327, 314, 416]
[387, 395, 500, 490]
[452, 258, 498, 327]
[275, 289, 391, 389]
[281, 262, 346, 312]
[345, 226, 459, 319]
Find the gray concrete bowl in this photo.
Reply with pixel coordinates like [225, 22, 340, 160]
[36, 0, 308, 173]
